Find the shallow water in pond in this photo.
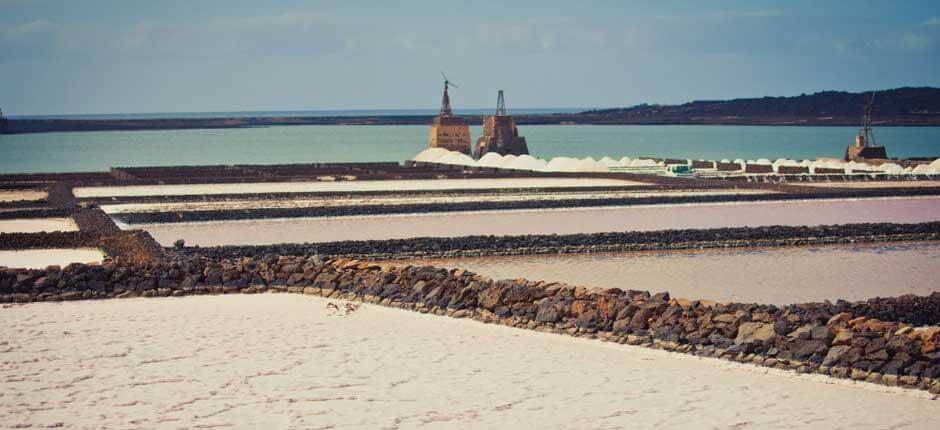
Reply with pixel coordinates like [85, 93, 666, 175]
[399, 242, 940, 305]
[138, 197, 940, 246]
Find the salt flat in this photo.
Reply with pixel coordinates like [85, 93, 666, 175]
[0, 248, 104, 269]
[99, 189, 772, 214]
[400, 242, 940, 305]
[140, 197, 940, 246]
[792, 181, 940, 188]
[0, 190, 47, 202]
[0, 217, 78, 233]
[1, 294, 936, 429]
[74, 178, 645, 198]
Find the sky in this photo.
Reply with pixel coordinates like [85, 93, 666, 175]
[1, 0, 939, 115]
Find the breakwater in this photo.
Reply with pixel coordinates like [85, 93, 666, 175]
[172, 223, 940, 260]
[2, 256, 938, 393]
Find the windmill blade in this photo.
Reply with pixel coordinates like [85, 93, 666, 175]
[440, 71, 458, 88]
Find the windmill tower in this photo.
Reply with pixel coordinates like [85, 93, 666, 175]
[845, 92, 888, 161]
[475, 90, 529, 159]
[427, 73, 472, 155]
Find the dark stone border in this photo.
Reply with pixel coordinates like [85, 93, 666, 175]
[0, 208, 71, 220]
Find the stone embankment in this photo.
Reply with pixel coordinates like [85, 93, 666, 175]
[1, 256, 939, 393]
[174, 222, 940, 261]
[0, 208, 163, 264]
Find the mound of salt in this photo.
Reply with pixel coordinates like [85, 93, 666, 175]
[575, 157, 608, 172]
[437, 151, 478, 167]
[876, 163, 904, 174]
[494, 154, 518, 169]
[598, 157, 619, 168]
[928, 158, 940, 171]
[545, 157, 579, 172]
[477, 152, 504, 168]
[510, 155, 548, 171]
[412, 147, 452, 163]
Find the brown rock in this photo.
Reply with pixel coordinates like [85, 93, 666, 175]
[735, 322, 776, 345]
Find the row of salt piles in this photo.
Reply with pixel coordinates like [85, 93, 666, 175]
[414, 148, 940, 175]
[412, 148, 661, 173]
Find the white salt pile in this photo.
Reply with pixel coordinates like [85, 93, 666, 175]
[494, 154, 518, 169]
[412, 149, 940, 176]
[436, 151, 478, 167]
[508, 154, 548, 171]
[477, 152, 503, 168]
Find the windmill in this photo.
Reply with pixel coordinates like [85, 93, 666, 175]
[845, 91, 888, 161]
[857, 92, 877, 148]
[495, 90, 507, 116]
[439, 72, 458, 116]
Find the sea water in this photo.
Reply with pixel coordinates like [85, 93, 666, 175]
[2, 124, 939, 173]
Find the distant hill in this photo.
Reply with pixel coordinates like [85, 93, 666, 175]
[4, 87, 940, 134]
[575, 87, 940, 126]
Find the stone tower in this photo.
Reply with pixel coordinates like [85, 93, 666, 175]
[427, 78, 471, 155]
[475, 90, 528, 158]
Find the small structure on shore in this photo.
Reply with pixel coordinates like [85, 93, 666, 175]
[0, 108, 7, 134]
[475, 90, 529, 158]
[845, 92, 888, 161]
[427, 74, 472, 156]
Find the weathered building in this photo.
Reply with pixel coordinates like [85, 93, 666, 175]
[427, 79, 472, 155]
[475, 90, 528, 158]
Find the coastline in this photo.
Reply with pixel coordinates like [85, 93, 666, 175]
[6, 114, 940, 135]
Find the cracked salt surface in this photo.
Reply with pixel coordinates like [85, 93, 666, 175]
[0, 294, 936, 429]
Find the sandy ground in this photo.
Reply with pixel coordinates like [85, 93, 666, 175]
[0, 248, 104, 269]
[74, 178, 646, 198]
[1, 295, 936, 429]
[0, 190, 47, 202]
[398, 242, 940, 305]
[99, 189, 773, 214]
[0, 218, 78, 234]
[140, 197, 940, 246]
[792, 181, 940, 188]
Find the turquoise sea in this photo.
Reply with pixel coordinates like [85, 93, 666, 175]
[2, 125, 939, 173]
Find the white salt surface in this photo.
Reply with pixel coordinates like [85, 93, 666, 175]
[793, 181, 940, 188]
[102, 189, 773, 214]
[1, 294, 936, 429]
[141, 197, 940, 246]
[0, 190, 46, 202]
[74, 178, 645, 198]
[401, 242, 940, 305]
[0, 248, 104, 269]
[0, 218, 78, 233]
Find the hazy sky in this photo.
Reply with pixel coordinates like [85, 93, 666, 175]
[2, 0, 939, 115]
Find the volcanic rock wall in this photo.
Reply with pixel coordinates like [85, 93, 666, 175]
[2, 256, 939, 393]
